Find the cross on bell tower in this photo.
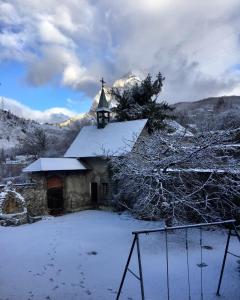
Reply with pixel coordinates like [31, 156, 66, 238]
[97, 78, 110, 129]
[100, 77, 106, 88]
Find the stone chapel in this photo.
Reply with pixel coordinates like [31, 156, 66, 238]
[23, 82, 147, 215]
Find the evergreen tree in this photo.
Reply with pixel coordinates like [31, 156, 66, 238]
[110, 72, 174, 132]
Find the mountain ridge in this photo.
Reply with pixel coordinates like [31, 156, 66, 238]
[1, 72, 240, 152]
[173, 95, 240, 109]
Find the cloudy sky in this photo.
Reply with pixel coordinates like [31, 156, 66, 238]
[0, 0, 240, 121]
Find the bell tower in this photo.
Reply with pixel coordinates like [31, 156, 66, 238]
[97, 78, 110, 129]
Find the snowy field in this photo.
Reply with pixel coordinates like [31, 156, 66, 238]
[0, 210, 239, 300]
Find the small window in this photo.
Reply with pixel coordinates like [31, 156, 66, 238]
[101, 183, 109, 195]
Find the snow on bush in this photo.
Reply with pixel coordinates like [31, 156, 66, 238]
[110, 130, 240, 224]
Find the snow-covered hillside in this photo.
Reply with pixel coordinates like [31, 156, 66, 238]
[0, 211, 239, 300]
[0, 110, 37, 150]
[174, 96, 240, 130]
[174, 96, 240, 112]
[0, 97, 74, 123]
[0, 109, 68, 151]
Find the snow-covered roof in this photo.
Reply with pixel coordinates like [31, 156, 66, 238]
[23, 158, 87, 173]
[64, 119, 148, 158]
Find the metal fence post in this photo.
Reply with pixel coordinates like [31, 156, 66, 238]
[116, 235, 137, 300]
[216, 228, 232, 296]
[136, 234, 145, 300]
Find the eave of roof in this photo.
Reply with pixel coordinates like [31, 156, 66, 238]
[23, 158, 88, 173]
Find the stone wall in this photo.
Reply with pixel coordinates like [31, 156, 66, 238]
[64, 172, 92, 212]
[24, 175, 48, 216]
[64, 159, 113, 212]
[21, 187, 47, 216]
[0, 178, 48, 216]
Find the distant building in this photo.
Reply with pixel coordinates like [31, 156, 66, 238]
[23, 84, 148, 216]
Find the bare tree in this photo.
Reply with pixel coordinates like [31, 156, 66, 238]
[110, 130, 240, 224]
[20, 128, 48, 158]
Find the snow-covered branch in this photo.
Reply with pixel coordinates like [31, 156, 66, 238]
[110, 130, 240, 224]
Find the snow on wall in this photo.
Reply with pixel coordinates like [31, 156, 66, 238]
[0, 182, 27, 216]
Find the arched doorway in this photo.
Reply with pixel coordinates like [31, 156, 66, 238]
[47, 176, 64, 216]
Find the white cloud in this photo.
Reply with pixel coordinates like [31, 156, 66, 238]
[1, 0, 240, 101]
[0, 2, 20, 25]
[38, 20, 71, 45]
[0, 97, 76, 123]
[62, 64, 86, 87]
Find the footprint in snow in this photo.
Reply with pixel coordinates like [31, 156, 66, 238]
[56, 269, 62, 275]
[107, 288, 117, 295]
[27, 292, 34, 299]
[85, 290, 92, 295]
[197, 262, 208, 268]
[202, 245, 213, 250]
[87, 251, 98, 255]
[47, 263, 54, 267]
[52, 285, 59, 290]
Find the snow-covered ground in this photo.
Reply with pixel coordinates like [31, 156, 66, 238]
[0, 211, 239, 300]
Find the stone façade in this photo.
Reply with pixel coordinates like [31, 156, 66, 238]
[22, 157, 112, 216]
